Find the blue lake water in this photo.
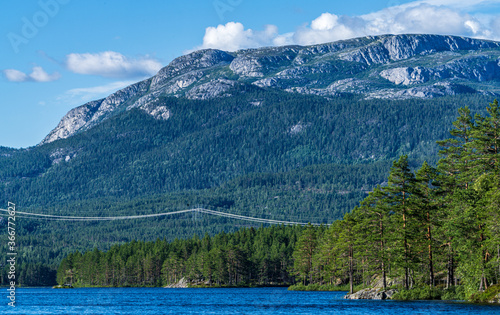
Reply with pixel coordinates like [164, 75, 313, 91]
[1, 287, 499, 314]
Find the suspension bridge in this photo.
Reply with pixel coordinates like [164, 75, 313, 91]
[0, 207, 325, 226]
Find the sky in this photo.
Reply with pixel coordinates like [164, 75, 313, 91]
[1, 0, 500, 148]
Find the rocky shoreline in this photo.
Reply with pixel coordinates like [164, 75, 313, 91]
[344, 288, 397, 300]
[489, 293, 500, 303]
[345, 287, 500, 303]
[164, 277, 189, 288]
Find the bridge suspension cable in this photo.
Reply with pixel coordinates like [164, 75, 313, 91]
[0, 207, 324, 226]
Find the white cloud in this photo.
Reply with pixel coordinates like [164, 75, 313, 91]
[3, 66, 61, 82]
[198, 1, 500, 51]
[311, 13, 339, 31]
[65, 51, 162, 78]
[60, 81, 137, 105]
[29, 66, 62, 82]
[198, 22, 282, 51]
[293, 13, 365, 45]
[361, 3, 488, 35]
[3, 69, 28, 82]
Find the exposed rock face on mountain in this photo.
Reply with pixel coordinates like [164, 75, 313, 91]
[380, 56, 500, 85]
[41, 34, 500, 144]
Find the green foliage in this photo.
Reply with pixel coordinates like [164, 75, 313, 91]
[287, 283, 307, 291]
[441, 286, 467, 301]
[292, 224, 318, 285]
[288, 283, 350, 291]
[1, 93, 490, 208]
[392, 286, 443, 300]
[469, 284, 500, 303]
[288, 99, 500, 301]
[55, 225, 302, 287]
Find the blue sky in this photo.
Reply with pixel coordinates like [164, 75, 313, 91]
[1, 0, 500, 148]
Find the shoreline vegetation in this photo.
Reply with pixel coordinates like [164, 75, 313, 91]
[288, 283, 351, 291]
[56, 101, 500, 303]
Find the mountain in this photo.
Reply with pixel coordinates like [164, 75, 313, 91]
[42, 34, 500, 144]
[1, 35, 499, 285]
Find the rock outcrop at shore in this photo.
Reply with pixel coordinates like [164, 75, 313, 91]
[344, 274, 402, 300]
[489, 293, 500, 303]
[344, 288, 397, 300]
[164, 277, 189, 288]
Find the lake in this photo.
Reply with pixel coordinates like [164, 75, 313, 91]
[1, 287, 499, 314]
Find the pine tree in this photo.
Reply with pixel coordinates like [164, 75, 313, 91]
[437, 106, 476, 189]
[414, 161, 441, 287]
[436, 106, 476, 287]
[341, 213, 357, 294]
[469, 100, 500, 176]
[466, 100, 500, 291]
[384, 155, 417, 289]
[292, 224, 317, 285]
[354, 185, 390, 290]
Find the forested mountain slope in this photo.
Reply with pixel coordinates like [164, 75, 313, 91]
[1, 92, 491, 210]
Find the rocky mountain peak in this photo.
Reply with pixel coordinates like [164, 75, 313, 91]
[160, 49, 234, 76]
[41, 34, 500, 145]
[151, 49, 234, 90]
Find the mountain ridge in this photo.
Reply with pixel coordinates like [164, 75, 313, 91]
[41, 34, 500, 144]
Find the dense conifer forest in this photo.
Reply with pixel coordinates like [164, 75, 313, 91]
[4, 92, 490, 287]
[54, 100, 500, 300]
[56, 225, 305, 287]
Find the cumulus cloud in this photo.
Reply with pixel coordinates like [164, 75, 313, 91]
[3, 66, 61, 82]
[65, 51, 162, 78]
[293, 13, 366, 45]
[198, 1, 500, 51]
[198, 22, 282, 51]
[361, 3, 487, 37]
